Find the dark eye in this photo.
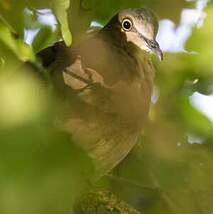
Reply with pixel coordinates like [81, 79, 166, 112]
[122, 18, 133, 31]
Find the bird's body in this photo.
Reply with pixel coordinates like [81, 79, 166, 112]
[38, 8, 162, 177]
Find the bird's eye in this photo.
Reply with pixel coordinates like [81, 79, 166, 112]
[122, 19, 133, 31]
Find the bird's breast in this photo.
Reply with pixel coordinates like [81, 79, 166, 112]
[62, 37, 154, 127]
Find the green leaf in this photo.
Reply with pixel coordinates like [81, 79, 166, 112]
[32, 26, 59, 53]
[52, 0, 72, 46]
[178, 96, 213, 137]
[0, 71, 48, 127]
[186, 6, 213, 75]
[0, 127, 95, 214]
[0, 22, 35, 62]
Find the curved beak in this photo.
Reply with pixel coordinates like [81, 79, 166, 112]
[149, 41, 163, 61]
[137, 32, 164, 61]
[144, 37, 163, 61]
[152, 44, 163, 61]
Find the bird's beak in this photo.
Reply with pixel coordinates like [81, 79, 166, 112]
[144, 38, 163, 61]
[152, 45, 163, 61]
[150, 41, 163, 61]
[137, 33, 163, 60]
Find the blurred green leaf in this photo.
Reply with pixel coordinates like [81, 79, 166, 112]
[178, 96, 213, 137]
[186, 6, 213, 76]
[0, 22, 35, 62]
[89, 0, 192, 24]
[0, 71, 47, 127]
[108, 140, 213, 213]
[52, 0, 72, 46]
[0, 127, 94, 214]
[0, 1, 25, 36]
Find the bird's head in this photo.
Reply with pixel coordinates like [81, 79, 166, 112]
[104, 8, 163, 60]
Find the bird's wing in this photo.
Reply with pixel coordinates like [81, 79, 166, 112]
[92, 128, 139, 178]
[37, 39, 151, 177]
[62, 104, 140, 178]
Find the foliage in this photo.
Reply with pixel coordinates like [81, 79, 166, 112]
[0, 0, 213, 214]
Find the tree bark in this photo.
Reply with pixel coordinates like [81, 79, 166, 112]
[75, 190, 141, 214]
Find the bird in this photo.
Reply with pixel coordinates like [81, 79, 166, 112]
[37, 8, 163, 178]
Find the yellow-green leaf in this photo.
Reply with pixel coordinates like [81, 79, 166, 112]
[52, 0, 72, 46]
[0, 22, 35, 62]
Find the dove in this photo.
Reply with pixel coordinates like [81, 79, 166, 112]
[38, 8, 162, 177]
